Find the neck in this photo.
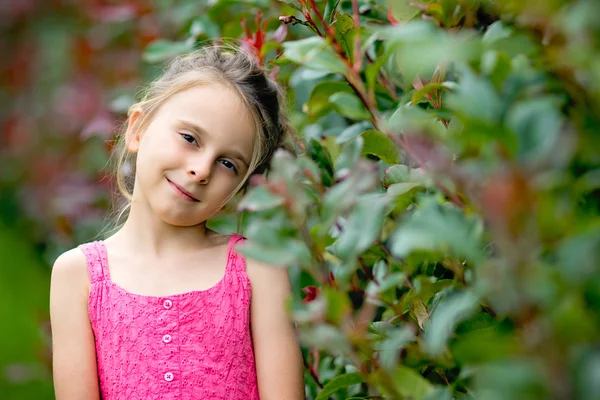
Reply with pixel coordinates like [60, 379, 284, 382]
[108, 198, 214, 258]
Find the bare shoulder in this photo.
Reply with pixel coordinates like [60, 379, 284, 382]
[51, 246, 90, 294]
[50, 246, 101, 399]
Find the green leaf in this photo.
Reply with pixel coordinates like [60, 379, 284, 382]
[482, 21, 513, 44]
[473, 360, 550, 399]
[377, 21, 481, 82]
[386, 182, 422, 198]
[329, 92, 372, 121]
[236, 238, 311, 266]
[323, 287, 352, 325]
[393, 366, 435, 399]
[445, 66, 503, 124]
[315, 372, 365, 400]
[335, 136, 364, 176]
[390, 0, 420, 22]
[325, 0, 342, 24]
[283, 37, 347, 75]
[332, 12, 356, 62]
[411, 82, 457, 105]
[386, 105, 446, 138]
[206, 213, 238, 235]
[506, 97, 564, 165]
[308, 139, 335, 187]
[143, 40, 192, 63]
[391, 199, 484, 262]
[336, 121, 373, 143]
[384, 164, 410, 186]
[334, 194, 389, 260]
[322, 161, 379, 215]
[425, 290, 479, 356]
[400, 278, 455, 314]
[238, 186, 284, 212]
[481, 50, 512, 89]
[296, 155, 323, 185]
[411, 298, 429, 329]
[484, 27, 540, 58]
[451, 324, 520, 364]
[189, 15, 220, 38]
[306, 81, 355, 121]
[278, 0, 303, 12]
[361, 130, 401, 164]
[384, 164, 426, 187]
[557, 226, 600, 284]
[270, 54, 293, 67]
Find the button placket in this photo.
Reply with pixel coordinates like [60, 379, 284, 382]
[160, 299, 177, 386]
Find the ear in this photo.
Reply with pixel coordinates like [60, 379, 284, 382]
[125, 109, 144, 153]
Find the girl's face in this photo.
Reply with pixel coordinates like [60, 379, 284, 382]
[126, 83, 256, 227]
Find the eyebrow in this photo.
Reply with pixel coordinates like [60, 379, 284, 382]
[177, 119, 251, 168]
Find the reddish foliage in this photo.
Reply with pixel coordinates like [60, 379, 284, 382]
[241, 11, 269, 64]
[302, 286, 319, 303]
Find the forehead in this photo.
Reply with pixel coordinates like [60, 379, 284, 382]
[157, 84, 256, 155]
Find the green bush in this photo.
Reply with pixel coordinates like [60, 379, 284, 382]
[2, 0, 600, 399]
[205, 1, 599, 398]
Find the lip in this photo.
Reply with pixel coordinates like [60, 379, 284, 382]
[167, 179, 199, 202]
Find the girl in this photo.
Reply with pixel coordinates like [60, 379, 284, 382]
[49, 45, 305, 399]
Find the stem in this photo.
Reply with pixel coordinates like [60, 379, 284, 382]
[299, 0, 463, 209]
[365, 52, 397, 101]
[298, 218, 329, 284]
[437, 369, 451, 386]
[303, 12, 323, 36]
[303, 354, 324, 389]
[308, 0, 347, 60]
[345, 75, 379, 127]
[351, 0, 362, 72]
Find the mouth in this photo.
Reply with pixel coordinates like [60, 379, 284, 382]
[167, 179, 199, 202]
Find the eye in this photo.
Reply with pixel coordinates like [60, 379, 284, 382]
[219, 159, 238, 173]
[180, 133, 198, 145]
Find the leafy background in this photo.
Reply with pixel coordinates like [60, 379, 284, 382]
[1, 0, 599, 399]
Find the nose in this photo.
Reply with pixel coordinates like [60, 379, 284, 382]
[188, 156, 212, 184]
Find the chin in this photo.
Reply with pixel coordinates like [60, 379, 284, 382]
[153, 205, 208, 227]
[162, 215, 206, 227]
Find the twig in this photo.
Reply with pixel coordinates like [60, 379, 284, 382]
[303, 353, 324, 389]
[351, 0, 362, 72]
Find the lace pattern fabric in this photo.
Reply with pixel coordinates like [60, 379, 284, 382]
[78, 235, 259, 400]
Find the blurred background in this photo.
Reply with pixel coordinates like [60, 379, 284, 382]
[0, 1, 291, 398]
[2, 0, 600, 399]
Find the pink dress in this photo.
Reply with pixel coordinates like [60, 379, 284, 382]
[78, 235, 259, 400]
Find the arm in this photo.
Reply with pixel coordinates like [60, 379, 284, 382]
[247, 260, 305, 400]
[49, 248, 101, 400]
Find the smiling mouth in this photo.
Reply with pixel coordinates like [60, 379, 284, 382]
[167, 179, 199, 202]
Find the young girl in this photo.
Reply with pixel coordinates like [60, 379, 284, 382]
[49, 45, 305, 400]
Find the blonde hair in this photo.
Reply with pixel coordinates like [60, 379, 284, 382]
[103, 43, 295, 237]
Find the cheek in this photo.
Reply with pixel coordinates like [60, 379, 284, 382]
[211, 173, 243, 197]
[140, 132, 179, 165]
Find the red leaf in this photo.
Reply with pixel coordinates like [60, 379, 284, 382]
[302, 286, 319, 303]
[388, 2, 399, 26]
[272, 24, 288, 43]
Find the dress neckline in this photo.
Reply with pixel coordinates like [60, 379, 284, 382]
[95, 235, 239, 300]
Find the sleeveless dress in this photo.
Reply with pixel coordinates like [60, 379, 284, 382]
[78, 235, 259, 400]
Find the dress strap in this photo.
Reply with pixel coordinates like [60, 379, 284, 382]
[228, 234, 247, 274]
[78, 241, 109, 284]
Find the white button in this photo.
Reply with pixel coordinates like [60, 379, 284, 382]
[162, 334, 172, 343]
[164, 372, 174, 382]
[163, 299, 173, 309]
